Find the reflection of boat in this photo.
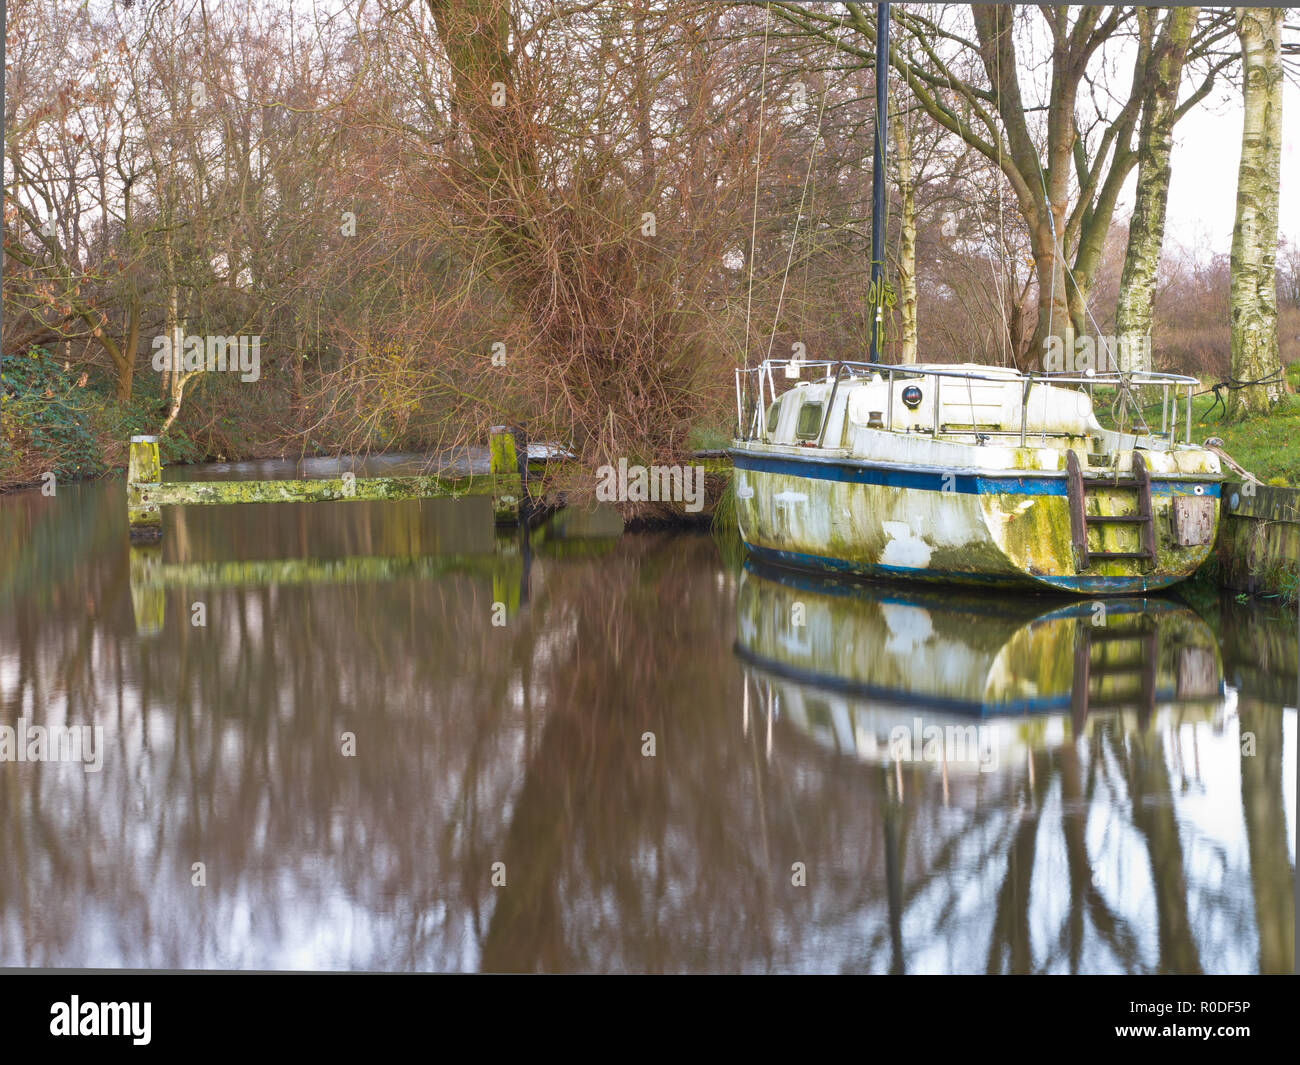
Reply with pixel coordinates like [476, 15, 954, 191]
[730, 361, 1222, 593]
[735, 563, 1223, 766]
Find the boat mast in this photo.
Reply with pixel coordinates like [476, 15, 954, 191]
[870, 2, 889, 363]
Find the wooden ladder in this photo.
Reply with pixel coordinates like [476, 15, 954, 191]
[1065, 449, 1156, 569]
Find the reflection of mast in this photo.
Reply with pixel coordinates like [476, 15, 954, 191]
[880, 767, 905, 975]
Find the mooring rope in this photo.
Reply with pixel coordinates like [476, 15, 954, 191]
[1201, 368, 1288, 420]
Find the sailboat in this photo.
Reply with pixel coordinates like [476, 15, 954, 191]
[729, 3, 1222, 594]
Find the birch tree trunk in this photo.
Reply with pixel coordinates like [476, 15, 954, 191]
[890, 94, 918, 364]
[1228, 7, 1285, 418]
[161, 221, 192, 433]
[1115, 6, 1198, 377]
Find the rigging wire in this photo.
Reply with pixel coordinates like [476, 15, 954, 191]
[742, 7, 772, 370]
[933, 7, 1013, 368]
[762, 8, 850, 367]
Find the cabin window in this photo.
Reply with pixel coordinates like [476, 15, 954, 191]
[795, 400, 824, 440]
[766, 397, 783, 436]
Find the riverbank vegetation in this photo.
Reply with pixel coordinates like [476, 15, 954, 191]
[3, 2, 1295, 492]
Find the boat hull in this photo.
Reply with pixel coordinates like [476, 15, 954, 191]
[730, 448, 1219, 595]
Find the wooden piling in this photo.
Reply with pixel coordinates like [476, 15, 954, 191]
[489, 425, 528, 525]
[127, 435, 163, 542]
[1217, 480, 1300, 601]
[123, 427, 538, 535]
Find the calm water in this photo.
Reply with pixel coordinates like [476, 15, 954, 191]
[1, 461, 1295, 973]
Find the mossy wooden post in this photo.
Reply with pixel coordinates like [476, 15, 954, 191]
[490, 425, 527, 525]
[127, 435, 163, 542]
[1218, 480, 1300, 602]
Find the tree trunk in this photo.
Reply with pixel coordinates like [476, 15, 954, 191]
[1116, 7, 1198, 377]
[117, 301, 140, 402]
[890, 94, 918, 364]
[1029, 206, 1074, 368]
[165, 279, 183, 406]
[1228, 7, 1285, 417]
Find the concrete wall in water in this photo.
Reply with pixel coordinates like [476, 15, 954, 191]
[1217, 481, 1300, 601]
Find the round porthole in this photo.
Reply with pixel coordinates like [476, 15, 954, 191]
[1194, 485, 1204, 496]
[901, 385, 923, 409]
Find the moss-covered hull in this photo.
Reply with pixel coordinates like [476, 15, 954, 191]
[731, 446, 1220, 595]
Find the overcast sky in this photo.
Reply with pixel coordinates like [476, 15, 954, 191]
[1162, 65, 1299, 256]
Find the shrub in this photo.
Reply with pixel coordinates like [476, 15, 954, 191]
[1, 346, 105, 485]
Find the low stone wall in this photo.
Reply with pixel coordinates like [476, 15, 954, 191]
[1217, 481, 1300, 601]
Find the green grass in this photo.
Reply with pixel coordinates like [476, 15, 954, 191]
[1161, 362, 1300, 485]
[1192, 393, 1300, 485]
[686, 422, 734, 452]
[1099, 362, 1300, 485]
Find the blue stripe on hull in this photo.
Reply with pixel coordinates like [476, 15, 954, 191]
[730, 450, 1221, 498]
[745, 544, 1184, 595]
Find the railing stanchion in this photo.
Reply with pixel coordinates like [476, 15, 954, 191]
[1020, 378, 1030, 447]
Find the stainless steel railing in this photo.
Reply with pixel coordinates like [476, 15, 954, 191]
[734, 359, 1199, 447]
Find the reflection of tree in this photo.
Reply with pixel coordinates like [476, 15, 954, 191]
[1125, 725, 1202, 974]
[1239, 703, 1295, 974]
[985, 749, 1051, 974]
[1057, 738, 1141, 973]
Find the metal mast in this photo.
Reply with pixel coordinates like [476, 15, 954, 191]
[869, 3, 889, 362]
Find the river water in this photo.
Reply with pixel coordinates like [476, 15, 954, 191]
[1, 459, 1295, 972]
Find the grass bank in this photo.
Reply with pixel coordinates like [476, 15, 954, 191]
[1146, 361, 1300, 485]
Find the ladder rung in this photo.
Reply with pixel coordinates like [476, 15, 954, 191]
[1088, 550, 1152, 559]
[1084, 514, 1151, 524]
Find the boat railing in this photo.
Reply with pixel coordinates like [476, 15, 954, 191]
[734, 359, 1200, 447]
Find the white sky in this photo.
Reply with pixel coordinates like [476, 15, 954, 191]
[1162, 68, 1300, 255]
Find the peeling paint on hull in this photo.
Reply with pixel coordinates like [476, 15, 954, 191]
[731, 449, 1219, 595]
